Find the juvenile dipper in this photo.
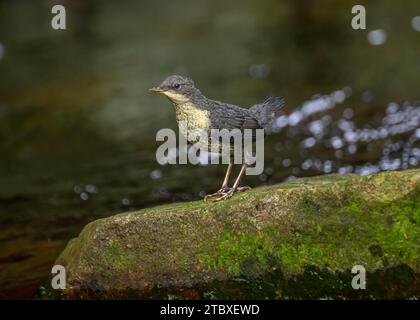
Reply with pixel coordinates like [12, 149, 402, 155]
[150, 75, 285, 201]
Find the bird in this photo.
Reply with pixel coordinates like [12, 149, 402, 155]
[149, 75, 285, 201]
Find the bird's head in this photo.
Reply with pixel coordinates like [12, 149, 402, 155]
[149, 75, 199, 104]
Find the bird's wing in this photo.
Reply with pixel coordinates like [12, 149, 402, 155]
[213, 102, 261, 131]
[223, 115, 261, 130]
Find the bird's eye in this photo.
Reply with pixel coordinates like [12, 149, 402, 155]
[173, 83, 180, 89]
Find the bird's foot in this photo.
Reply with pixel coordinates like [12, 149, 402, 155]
[204, 185, 251, 202]
[204, 186, 230, 201]
[237, 185, 251, 192]
[212, 188, 235, 201]
[212, 185, 251, 201]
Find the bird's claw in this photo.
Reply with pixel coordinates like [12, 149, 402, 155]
[204, 187, 230, 201]
[204, 185, 251, 201]
[213, 189, 235, 201]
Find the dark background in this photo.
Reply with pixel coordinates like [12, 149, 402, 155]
[0, 0, 419, 298]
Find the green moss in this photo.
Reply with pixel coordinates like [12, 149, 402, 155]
[197, 227, 276, 274]
[197, 183, 420, 276]
[104, 240, 133, 270]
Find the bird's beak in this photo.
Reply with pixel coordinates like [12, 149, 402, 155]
[149, 87, 164, 93]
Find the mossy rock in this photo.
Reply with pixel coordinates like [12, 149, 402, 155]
[55, 169, 420, 299]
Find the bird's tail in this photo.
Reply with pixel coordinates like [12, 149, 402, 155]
[249, 96, 285, 135]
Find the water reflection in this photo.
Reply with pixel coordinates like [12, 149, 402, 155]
[367, 29, 387, 46]
[411, 16, 420, 32]
[271, 91, 420, 178]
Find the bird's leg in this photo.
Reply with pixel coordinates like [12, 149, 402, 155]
[220, 160, 233, 191]
[214, 163, 248, 201]
[231, 163, 247, 192]
[204, 160, 233, 200]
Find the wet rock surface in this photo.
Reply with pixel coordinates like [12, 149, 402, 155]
[56, 169, 420, 299]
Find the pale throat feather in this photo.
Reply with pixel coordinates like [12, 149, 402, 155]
[164, 91, 211, 134]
